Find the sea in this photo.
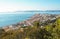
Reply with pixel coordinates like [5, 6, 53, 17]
[0, 11, 60, 27]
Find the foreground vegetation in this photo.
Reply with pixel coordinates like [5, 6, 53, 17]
[0, 18, 60, 39]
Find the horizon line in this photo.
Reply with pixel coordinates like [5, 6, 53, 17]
[0, 10, 60, 13]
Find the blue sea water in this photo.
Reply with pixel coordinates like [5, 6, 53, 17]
[0, 12, 60, 27]
[0, 13, 34, 27]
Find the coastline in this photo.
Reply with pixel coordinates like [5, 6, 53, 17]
[1, 13, 60, 32]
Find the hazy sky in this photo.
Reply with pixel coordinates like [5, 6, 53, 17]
[0, 0, 60, 12]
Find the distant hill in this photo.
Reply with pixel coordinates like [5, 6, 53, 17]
[15, 10, 60, 12]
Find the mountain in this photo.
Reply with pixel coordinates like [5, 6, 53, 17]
[14, 10, 60, 12]
[45, 10, 60, 12]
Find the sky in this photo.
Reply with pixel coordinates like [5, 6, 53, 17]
[0, 0, 60, 12]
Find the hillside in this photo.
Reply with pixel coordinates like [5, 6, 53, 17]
[0, 14, 60, 39]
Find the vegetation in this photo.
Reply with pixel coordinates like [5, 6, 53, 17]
[0, 18, 60, 39]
